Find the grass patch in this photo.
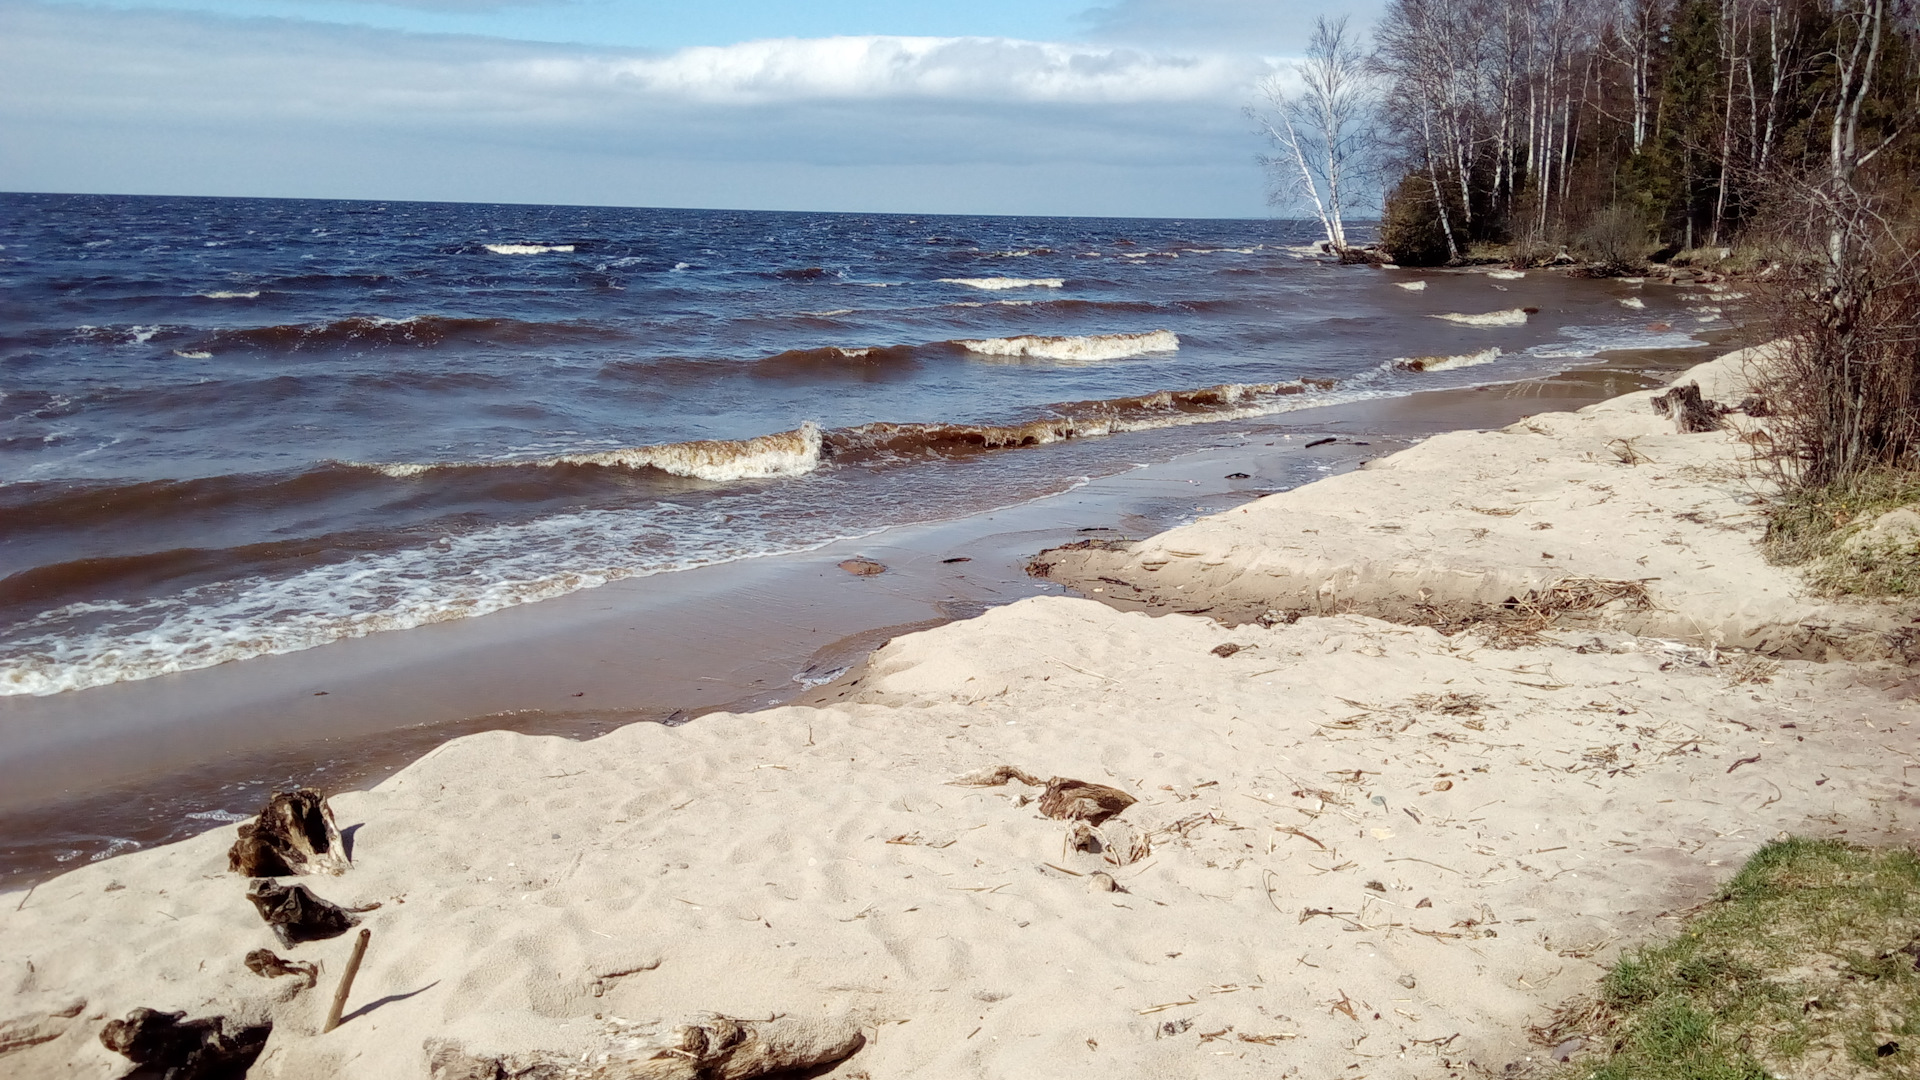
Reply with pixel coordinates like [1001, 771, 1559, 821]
[1552, 838, 1920, 1079]
[1763, 468, 1920, 596]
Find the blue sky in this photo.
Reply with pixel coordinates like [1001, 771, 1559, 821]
[0, 0, 1379, 217]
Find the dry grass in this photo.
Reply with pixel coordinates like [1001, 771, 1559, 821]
[1408, 576, 1656, 647]
[1764, 469, 1920, 597]
[1543, 838, 1920, 1080]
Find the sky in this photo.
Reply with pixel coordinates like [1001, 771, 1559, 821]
[0, 0, 1381, 218]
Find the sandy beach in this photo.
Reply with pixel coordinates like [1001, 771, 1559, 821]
[6, 343, 1917, 1079]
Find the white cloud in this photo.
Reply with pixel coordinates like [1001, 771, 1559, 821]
[0, 1, 1285, 215]
[519, 35, 1268, 105]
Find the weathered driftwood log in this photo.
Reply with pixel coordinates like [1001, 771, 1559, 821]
[948, 765, 1137, 825]
[1650, 381, 1727, 433]
[1037, 778, 1137, 826]
[244, 949, 318, 989]
[228, 788, 350, 878]
[426, 1014, 866, 1080]
[246, 879, 358, 947]
[99, 1007, 271, 1080]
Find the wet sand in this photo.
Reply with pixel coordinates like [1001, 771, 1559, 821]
[0, 339, 1732, 886]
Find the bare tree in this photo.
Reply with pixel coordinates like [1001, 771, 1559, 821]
[1251, 16, 1375, 253]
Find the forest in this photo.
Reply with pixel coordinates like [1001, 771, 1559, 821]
[1254, 0, 1920, 593]
[1363, 0, 1919, 267]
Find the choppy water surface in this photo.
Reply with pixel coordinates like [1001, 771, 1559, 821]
[0, 194, 1718, 695]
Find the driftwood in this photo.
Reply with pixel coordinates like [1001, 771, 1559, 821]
[244, 949, 318, 989]
[322, 929, 372, 1033]
[227, 788, 350, 878]
[427, 1014, 866, 1080]
[1037, 778, 1137, 825]
[1650, 381, 1727, 433]
[99, 1007, 270, 1080]
[948, 765, 1137, 825]
[246, 879, 358, 947]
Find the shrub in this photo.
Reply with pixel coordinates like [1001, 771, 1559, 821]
[1378, 173, 1457, 266]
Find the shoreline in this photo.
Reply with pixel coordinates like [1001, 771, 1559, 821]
[5, 342, 1917, 1080]
[8, 342, 1919, 1079]
[0, 339, 1730, 886]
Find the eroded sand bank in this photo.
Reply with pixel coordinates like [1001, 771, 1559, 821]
[4, 347, 1918, 1079]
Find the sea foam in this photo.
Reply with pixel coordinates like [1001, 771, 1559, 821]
[1392, 347, 1503, 373]
[484, 244, 575, 255]
[959, 330, 1179, 363]
[938, 277, 1065, 290]
[366, 423, 824, 483]
[1431, 308, 1531, 327]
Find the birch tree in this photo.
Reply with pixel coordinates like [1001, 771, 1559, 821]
[1251, 16, 1375, 253]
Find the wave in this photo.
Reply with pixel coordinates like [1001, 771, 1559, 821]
[829, 377, 1339, 462]
[195, 315, 625, 352]
[1430, 308, 1533, 327]
[1395, 281, 1427, 291]
[753, 344, 921, 378]
[1487, 270, 1527, 280]
[1619, 296, 1646, 309]
[359, 423, 824, 483]
[938, 277, 1065, 290]
[1392, 347, 1503, 373]
[484, 244, 573, 255]
[958, 330, 1179, 364]
[199, 290, 261, 300]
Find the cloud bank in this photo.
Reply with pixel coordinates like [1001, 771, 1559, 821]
[0, 1, 1285, 216]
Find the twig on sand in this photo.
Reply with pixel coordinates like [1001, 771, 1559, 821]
[1044, 656, 1116, 682]
[1275, 826, 1328, 850]
[1137, 999, 1199, 1015]
[1726, 754, 1762, 774]
[14, 884, 33, 912]
[323, 928, 372, 1034]
[1386, 856, 1466, 875]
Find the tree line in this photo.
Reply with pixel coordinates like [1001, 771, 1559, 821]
[1261, 0, 1919, 267]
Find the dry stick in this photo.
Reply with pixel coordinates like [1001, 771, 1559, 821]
[322, 928, 372, 1034]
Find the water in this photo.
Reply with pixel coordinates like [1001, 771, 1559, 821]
[0, 193, 1715, 698]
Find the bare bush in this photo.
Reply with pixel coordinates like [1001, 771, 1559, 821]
[1576, 204, 1652, 274]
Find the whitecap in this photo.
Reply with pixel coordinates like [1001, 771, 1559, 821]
[1395, 281, 1427, 291]
[1488, 269, 1527, 280]
[484, 243, 574, 255]
[199, 290, 260, 300]
[1619, 296, 1646, 309]
[1391, 347, 1503, 373]
[959, 330, 1178, 364]
[937, 277, 1065, 290]
[1430, 308, 1530, 327]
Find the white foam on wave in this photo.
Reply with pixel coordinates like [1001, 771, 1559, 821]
[1619, 296, 1646, 309]
[938, 277, 1065, 290]
[959, 330, 1179, 364]
[1488, 269, 1527, 280]
[484, 244, 575, 255]
[1525, 324, 1710, 358]
[1431, 308, 1530, 327]
[0, 495, 875, 697]
[199, 290, 260, 300]
[1391, 347, 1503, 373]
[1395, 281, 1427, 291]
[172, 350, 212, 360]
[130, 326, 161, 344]
[363, 422, 824, 483]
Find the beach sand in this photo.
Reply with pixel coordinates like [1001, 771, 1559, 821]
[0, 343, 1712, 886]
[8, 344, 1917, 1079]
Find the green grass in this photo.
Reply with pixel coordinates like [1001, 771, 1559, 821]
[1559, 838, 1920, 1079]
[1763, 469, 1920, 596]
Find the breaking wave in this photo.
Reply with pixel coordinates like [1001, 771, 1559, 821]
[1392, 347, 1504, 373]
[958, 330, 1179, 364]
[484, 243, 574, 255]
[360, 423, 825, 483]
[199, 290, 261, 300]
[938, 277, 1065, 290]
[1487, 269, 1527, 280]
[1431, 308, 1533, 327]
